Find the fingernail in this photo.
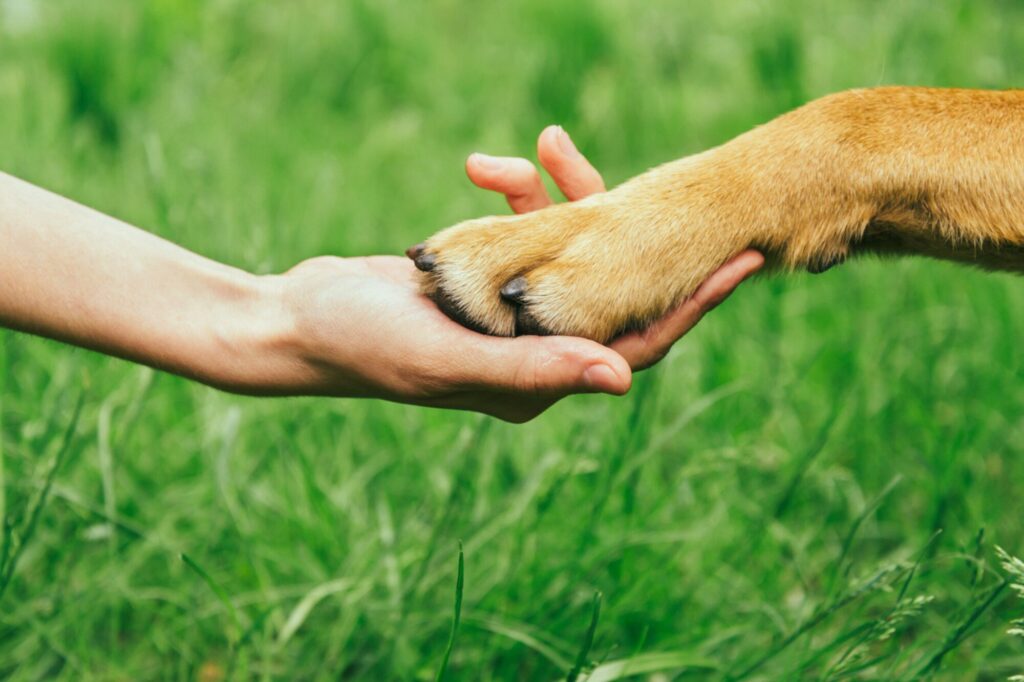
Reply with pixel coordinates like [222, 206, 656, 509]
[582, 363, 620, 393]
[556, 126, 581, 158]
[470, 152, 502, 170]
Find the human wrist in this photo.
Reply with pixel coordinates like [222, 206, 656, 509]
[189, 269, 309, 395]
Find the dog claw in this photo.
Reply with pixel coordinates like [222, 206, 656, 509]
[405, 242, 426, 260]
[500, 276, 528, 302]
[414, 253, 436, 272]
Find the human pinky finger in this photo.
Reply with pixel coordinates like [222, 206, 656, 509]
[611, 250, 764, 370]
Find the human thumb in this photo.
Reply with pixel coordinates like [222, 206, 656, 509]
[469, 336, 632, 396]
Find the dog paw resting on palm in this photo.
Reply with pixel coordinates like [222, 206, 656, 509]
[410, 87, 1024, 342]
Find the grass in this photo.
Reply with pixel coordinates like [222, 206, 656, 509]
[2, 0, 1024, 678]
[434, 541, 464, 682]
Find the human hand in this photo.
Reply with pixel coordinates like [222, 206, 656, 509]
[255, 127, 762, 421]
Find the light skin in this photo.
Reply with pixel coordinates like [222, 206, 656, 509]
[0, 126, 763, 422]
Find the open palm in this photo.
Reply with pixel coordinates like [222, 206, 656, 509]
[278, 126, 762, 421]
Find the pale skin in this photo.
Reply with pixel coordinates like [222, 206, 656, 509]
[0, 127, 763, 422]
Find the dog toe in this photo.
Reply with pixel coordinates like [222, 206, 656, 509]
[499, 277, 528, 303]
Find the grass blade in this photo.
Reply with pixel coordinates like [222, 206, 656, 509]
[435, 541, 465, 682]
[277, 578, 352, 646]
[968, 527, 986, 588]
[0, 392, 83, 601]
[729, 564, 902, 680]
[773, 398, 845, 519]
[0, 518, 11, 588]
[410, 421, 490, 601]
[823, 531, 942, 678]
[581, 651, 718, 682]
[467, 615, 574, 670]
[566, 591, 602, 682]
[827, 475, 903, 595]
[913, 579, 1008, 677]
[180, 551, 242, 646]
[897, 530, 942, 604]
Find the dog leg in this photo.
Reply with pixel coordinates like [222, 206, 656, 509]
[412, 87, 1024, 342]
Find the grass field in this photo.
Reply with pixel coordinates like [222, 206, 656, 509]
[3, 0, 1024, 679]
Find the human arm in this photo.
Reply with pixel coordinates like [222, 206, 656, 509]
[0, 128, 762, 422]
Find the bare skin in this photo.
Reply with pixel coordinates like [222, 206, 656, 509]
[0, 128, 762, 422]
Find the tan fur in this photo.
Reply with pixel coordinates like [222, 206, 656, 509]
[416, 87, 1024, 342]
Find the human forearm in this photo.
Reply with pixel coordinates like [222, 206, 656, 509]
[0, 171, 285, 389]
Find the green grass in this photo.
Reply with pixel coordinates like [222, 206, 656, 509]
[2, 0, 1024, 678]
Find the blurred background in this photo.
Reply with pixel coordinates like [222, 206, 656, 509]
[2, 0, 1024, 679]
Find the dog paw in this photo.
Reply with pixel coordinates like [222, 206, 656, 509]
[409, 187, 741, 342]
[408, 94, 891, 340]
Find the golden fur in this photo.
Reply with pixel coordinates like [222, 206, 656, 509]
[413, 87, 1024, 342]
